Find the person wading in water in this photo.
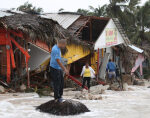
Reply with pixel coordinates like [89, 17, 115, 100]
[50, 39, 69, 102]
[106, 59, 116, 84]
[80, 62, 95, 93]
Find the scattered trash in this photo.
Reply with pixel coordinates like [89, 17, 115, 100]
[74, 93, 102, 100]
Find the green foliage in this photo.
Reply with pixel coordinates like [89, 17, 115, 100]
[77, 0, 150, 45]
[17, 2, 43, 14]
[77, 8, 92, 16]
[77, 5, 108, 17]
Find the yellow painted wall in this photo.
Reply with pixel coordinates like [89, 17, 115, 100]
[62, 44, 90, 64]
[91, 51, 98, 73]
[90, 49, 104, 74]
[34, 45, 103, 74]
[36, 58, 50, 72]
[37, 44, 90, 72]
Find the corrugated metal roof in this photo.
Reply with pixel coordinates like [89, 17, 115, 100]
[0, 10, 13, 17]
[10, 10, 25, 14]
[41, 13, 80, 29]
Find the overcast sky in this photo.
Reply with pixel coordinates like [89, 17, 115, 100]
[0, 0, 148, 13]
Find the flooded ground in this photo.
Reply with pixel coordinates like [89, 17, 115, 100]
[0, 84, 150, 118]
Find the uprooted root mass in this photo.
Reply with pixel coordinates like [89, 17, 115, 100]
[36, 99, 90, 115]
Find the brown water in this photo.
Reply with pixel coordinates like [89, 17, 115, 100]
[0, 85, 150, 118]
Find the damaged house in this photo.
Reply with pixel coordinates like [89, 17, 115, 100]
[0, 10, 91, 88]
[43, 12, 149, 81]
[0, 10, 149, 89]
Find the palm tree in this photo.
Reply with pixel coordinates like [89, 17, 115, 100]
[107, 0, 150, 44]
[77, 8, 90, 15]
[125, 0, 150, 44]
[106, 0, 129, 18]
[17, 2, 43, 14]
[77, 5, 108, 17]
[88, 5, 108, 17]
[77, 0, 150, 45]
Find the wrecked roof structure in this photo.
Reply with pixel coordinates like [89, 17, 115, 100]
[0, 10, 91, 86]
[43, 12, 131, 48]
[41, 12, 81, 29]
[43, 12, 149, 58]
[0, 11, 148, 88]
[0, 10, 90, 49]
[42, 13, 149, 58]
[42, 12, 149, 79]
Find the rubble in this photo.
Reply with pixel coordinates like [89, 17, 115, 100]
[50, 85, 109, 100]
[133, 79, 145, 86]
[67, 85, 109, 100]
[122, 74, 133, 85]
[0, 86, 5, 93]
[90, 85, 109, 94]
[36, 99, 90, 115]
[128, 87, 134, 91]
[20, 84, 26, 91]
[36, 87, 52, 97]
[74, 93, 102, 100]
[109, 83, 121, 91]
[123, 83, 128, 91]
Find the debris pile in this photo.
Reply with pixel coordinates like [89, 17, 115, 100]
[74, 93, 102, 100]
[133, 79, 145, 86]
[109, 83, 121, 91]
[90, 84, 109, 94]
[36, 99, 90, 115]
[0, 86, 5, 93]
[122, 74, 133, 85]
[20, 84, 26, 92]
[72, 85, 109, 100]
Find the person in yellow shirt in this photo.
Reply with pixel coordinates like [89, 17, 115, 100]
[80, 62, 95, 93]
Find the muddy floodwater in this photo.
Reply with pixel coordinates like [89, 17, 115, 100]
[0, 85, 150, 118]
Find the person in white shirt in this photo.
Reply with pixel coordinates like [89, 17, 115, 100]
[80, 62, 96, 93]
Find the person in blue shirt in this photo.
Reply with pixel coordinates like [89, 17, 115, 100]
[50, 39, 69, 102]
[106, 59, 116, 83]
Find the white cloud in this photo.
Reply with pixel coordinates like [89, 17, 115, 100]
[0, 0, 148, 13]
